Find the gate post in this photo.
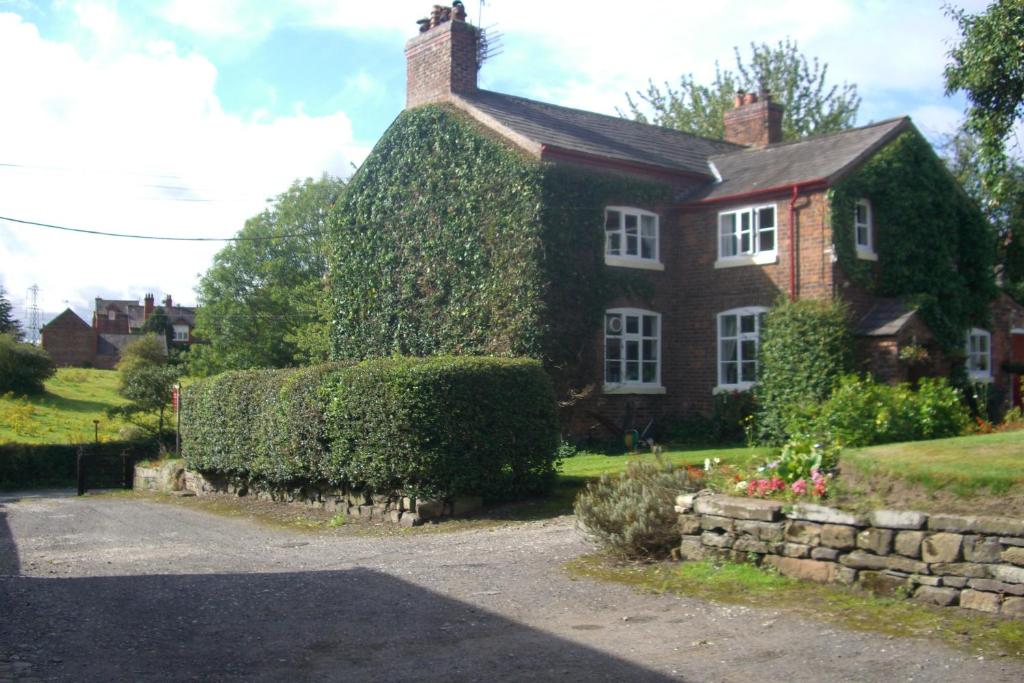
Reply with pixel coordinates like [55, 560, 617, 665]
[76, 446, 86, 496]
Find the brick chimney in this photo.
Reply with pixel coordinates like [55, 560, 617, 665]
[164, 294, 172, 310]
[723, 91, 784, 148]
[144, 293, 154, 320]
[406, 2, 480, 108]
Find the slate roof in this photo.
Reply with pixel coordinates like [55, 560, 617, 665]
[695, 117, 911, 201]
[456, 90, 743, 177]
[855, 299, 919, 337]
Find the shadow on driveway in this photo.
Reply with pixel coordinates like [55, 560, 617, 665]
[0, 567, 678, 681]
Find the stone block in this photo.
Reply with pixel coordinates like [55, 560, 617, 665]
[858, 571, 909, 598]
[785, 521, 822, 546]
[701, 515, 735, 533]
[733, 537, 774, 555]
[909, 574, 942, 587]
[402, 496, 414, 512]
[930, 562, 990, 579]
[678, 537, 707, 561]
[811, 547, 840, 562]
[963, 536, 1002, 563]
[701, 531, 734, 549]
[416, 499, 444, 519]
[782, 543, 811, 558]
[913, 586, 960, 607]
[942, 576, 968, 589]
[922, 533, 963, 564]
[1002, 547, 1024, 566]
[399, 513, 422, 528]
[967, 579, 1024, 596]
[735, 520, 786, 542]
[834, 566, 858, 585]
[452, 496, 483, 516]
[894, 531, 925, 559]
[678, 515, 702, 536]
[1001, 537, 1024, 547]
[869, 509, 926, 530]
[693, 495, 783, 522]
[1002, 597, 1024, 618]
[960, 589, 1001, 613]
[992, 565, 1024, 584]
[387, 510, 402, 523]
[675, 493, 697, 511]
[929, 515, 1024, 537]
[788, 503, 866, 526]
[857, 528, 894, 555]
[839, 550, 927, 575]
[820, 524, 857, 550]
[764, 556, 839, 584]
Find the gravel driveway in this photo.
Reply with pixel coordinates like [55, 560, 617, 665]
[2, 491, 1023, 682]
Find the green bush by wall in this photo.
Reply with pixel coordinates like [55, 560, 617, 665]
[830, 130, 996, 350]
[181, 356, 559, 501]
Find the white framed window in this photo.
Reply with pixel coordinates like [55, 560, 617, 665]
[604, 207, 663, 270]
[716, 204, 777, 268]
[716, 307, 768, 391]
[855, 199, 877, 260]
[604, 308, 664, 393]
[173, 325, 189, 342]
[966, 328, 992, 381]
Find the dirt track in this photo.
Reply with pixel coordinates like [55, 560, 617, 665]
[2, 491, 1023, 682]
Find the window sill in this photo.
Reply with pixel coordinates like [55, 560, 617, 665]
[713, 383, 755, 394]
[604, 256, 665, 271]
[603, 384, 667, 395]
[856, 247, 878, 261]
[968, 372, 993, 384]
[714, 252, 777, 269]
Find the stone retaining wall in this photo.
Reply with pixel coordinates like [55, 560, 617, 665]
[676, 492, 1024, 618]
[182, 470, 481, 526]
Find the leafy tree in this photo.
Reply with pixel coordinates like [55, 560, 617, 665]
[944, 0, 1024, 202]
[140, 306, 171, 343]
[621, 39, 860, 141]
[0, 286, 23, 341]
[0, 333, 55, 394]
[190, 174, 345, 376]
[109, 334, 178, 437]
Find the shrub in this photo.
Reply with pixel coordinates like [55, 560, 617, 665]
[322, 356, 559, 501]
[0, 334, 56, 394]
[574, 459, 697, 558]
[182, 356, 559, 501]
[754, 299, 853, 444]
[812, 375, 969, 447]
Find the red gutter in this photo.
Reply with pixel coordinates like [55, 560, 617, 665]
[680, 178, 828, 208]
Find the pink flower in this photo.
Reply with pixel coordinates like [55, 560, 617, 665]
[747, 480, 758, 497]
[791, 479, 807, 495]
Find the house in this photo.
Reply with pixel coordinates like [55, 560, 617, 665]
[42, 293, 194, 368]
[329, 5, 1024, 434]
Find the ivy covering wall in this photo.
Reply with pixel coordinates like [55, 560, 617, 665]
[830, 130, 996, 350]
[327, 105, 669, 392]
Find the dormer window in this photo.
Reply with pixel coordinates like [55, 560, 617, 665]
[855, 199, 877, 260]
[604, 207, 663, 270]
[715, 204, 777, 268]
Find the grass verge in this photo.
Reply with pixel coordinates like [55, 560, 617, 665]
[566, 554, 1024, 658]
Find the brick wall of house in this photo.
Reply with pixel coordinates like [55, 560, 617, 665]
[991, 294, 1024, 409]
[41, 312, 96, 367]
[405, 19, 479, 108]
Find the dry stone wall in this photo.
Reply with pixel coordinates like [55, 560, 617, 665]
[676, 492, 1024, 618]
[182, 470, 481, 527]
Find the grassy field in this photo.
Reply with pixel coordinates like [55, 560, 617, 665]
[0, 368, 130, 444]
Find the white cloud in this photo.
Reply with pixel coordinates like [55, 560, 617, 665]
[0, 11, 368, 319]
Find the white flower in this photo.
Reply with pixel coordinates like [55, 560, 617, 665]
[713, 457, 721, 465]
[704, 458, 712, 472]
[735, 481, 748, 491]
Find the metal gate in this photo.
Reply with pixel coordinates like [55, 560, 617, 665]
[76, 446, 143, 495]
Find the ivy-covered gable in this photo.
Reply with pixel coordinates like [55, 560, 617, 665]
[830, 130, 996, 349]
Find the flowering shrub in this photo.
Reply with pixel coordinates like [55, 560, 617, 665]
[708, 437, 840, 501]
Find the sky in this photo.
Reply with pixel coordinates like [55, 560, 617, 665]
[0, 0, 997, 333]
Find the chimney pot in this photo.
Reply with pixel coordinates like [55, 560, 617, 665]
[744, 92, 757, 105]
[734, 92, 744, 108]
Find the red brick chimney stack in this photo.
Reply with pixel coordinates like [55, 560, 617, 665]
[164, 294, 172, 310]
[144, 293, 154, 320]
[723, 90, 784, 148]
[406, 2, 480, 109]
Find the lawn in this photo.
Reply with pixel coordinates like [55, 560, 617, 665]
[0, 368, 130, 444]
[559, 444, 769, 481]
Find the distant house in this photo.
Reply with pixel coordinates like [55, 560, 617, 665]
[42, 293, 194, 368]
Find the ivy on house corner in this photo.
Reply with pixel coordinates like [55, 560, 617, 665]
[830, 129, 996, 350]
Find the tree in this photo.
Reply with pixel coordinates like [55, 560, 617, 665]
[189, 174, 345, 376]
[109, 334, 178, 437]
[944, 0, 1024, 202]
[621, 39, 860, 141]
[0, 286, 23, 341]
[140, 306, 171, 343]
[0, 333, 55, 394]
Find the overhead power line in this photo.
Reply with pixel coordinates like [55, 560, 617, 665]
[0, 215, 324, 242]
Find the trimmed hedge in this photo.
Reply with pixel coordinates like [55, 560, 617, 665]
[0, 439, 160, 490]
[181, 356, 559, 501]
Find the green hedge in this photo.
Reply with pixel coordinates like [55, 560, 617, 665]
[181, 356, 559, 501]
[0, 439, 160, 490]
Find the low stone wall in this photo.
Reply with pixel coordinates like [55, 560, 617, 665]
[133, 460, 186, 493]
[182, 470, 482, 526]
[676, 492, 1024, 618]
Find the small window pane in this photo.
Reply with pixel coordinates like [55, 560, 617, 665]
[758, 207, 775, 228]
[605, 210, 621, 230]
[642, 339, 657, 361]
[642, 315, 657, 337]
[721, 339, 738, 363]
[642, 362, 657, 383]
[606, 337, 621, 359]
[855, 203, 867, 224]
[626, 340, 639, 361]
[722, 362, 738, 385]
[759, 226, 775, 252]
[741, 361, 757, 383]
[626, 361, 639, 381]
[641, 234, 655, 259]
[624, 214, 638, 234]
[720, 315, 737, 338]
[606, 362, 621, 383]
[741, 339, 757, 361]
[641, 214, 656, 235]
[606, 232, 621, 255]
[856, 225, 869, 246]
[720, 215, 736, 257]
[626, 233, 638, 255]
[740, 315, 756, 334]
[625, 316, 639, 335]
